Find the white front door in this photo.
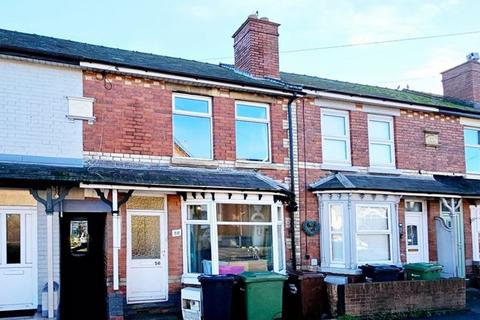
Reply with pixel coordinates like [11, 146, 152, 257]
[127, 210, 168, 303]
[0, 207, 37, 311]
[405, 201, 428, 263]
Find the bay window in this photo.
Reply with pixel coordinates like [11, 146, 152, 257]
[321, 109, 351, 165]
[235, 102, 270, 162]
[368, 115, 395, 168]
[320, 195, 399, 271]
[183, 198, 285, 282]
[173, 94, 212, 159]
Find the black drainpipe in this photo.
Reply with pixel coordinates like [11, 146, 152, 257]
[286, 93, 299, 270]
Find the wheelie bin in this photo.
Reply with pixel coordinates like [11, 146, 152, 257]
[198, 274, 241, 320]
[359, 264, 403, 282]
[404, 263, 443, 280]
[239, 271, 287, 320]
[283, 271, 327, 320]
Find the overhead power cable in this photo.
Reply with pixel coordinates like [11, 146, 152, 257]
[201, 29, 480, 61]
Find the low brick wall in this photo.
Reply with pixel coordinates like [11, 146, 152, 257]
[327, 278, 466, 318]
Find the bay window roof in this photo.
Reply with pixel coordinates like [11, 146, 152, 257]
[309, 172, 480, 196]
[0, 161, 288, 193]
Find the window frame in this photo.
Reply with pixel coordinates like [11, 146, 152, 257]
[321, 109, 351, 166]
[368, 114, 396, 168]
[181, 197, 285, 283]
[464, 127, 480, 174]
[327, 203, 346, 268]
[235, 101, 271, 163]
[355, 203, 393, 264]
[172, 93, 213, 160]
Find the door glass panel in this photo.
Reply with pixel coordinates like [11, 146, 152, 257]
[407, 225, 418, 245]
[406, 201, 423, 212]
[70, 220, 89, 255]
[6, 214, 21, 264]
[187, 224, 211, 274]
[131, 215, 160, 259]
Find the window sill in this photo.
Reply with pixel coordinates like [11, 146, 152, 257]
[235, 160, 280, 169]
[171, 157, 218, 167]
[465, 173, 480, 180]
[367, 166, 401, 175]
[181, 273, 201, 286]
[320, 163, 359, 172]
[319, 266, 363, 275]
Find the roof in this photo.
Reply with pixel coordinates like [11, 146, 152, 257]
[0, 162, 288, 193]
[281, 72, 479, 113]
[309, 173, 480, 196]
[0, 28, 292, 92]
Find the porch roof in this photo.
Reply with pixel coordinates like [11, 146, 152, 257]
[0, 161, 288, 194]
[309, 173, 480, 196]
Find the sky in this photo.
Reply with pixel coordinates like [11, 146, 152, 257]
[1, 0, 479, 94]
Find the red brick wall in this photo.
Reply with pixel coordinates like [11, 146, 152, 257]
[395, 110, 465, 172]
[428, 200, 440, 263]
[167, 195, 183, 293]
[350, 108, 369, 167]
[233, 16, 280, 78]
[328, 279, 466, 317]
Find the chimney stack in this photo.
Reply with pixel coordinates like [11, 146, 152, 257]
[232, 14, 280, 78]
[442, 52, 480, 104]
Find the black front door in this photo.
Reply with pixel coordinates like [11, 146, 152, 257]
[60, 212, 107, 319]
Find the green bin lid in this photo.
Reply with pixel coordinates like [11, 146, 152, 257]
[404, 263, 443, 272]
[239, 271, 287, 283]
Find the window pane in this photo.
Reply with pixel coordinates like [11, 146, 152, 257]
[357, 206, 389, 231]
[174, 96, 209, 114]
[6, 214, 21, 264]
[330, 204, 343, 232]
[218, 225, 273, 272]
[369, 120, 391, 140]
[277, 224, 285, 271]
[187, 224, 211, 274]
[465, 129, 480, 145]
[323, 114, 346, 136]
[323, 139, 348, 162]
[407, 225, 418, 246]
[217, 204, 271, 222]
[237, 104, 267, 119]
[370, 143, 392, 165]
[173, 114, 212, 158]
[405, 201, 423, 212]
[187, 205, 208, 220]
[357, 234, 390, 262]
[70, 220, 89, 256]
[466, 146, 480, 173]
[131, 216, 160, 259]
[331, 234, 344, 262]
[236, 121, 269, 161]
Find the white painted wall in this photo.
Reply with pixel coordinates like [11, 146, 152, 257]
[36, 206, 60, 305]
[0, 58, 84, 165]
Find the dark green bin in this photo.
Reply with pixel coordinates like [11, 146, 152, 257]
[404, 263, 442, 280]
[239, 271, 287, 320]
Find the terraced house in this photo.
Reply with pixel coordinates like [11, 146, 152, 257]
[0, 14, 479, 319]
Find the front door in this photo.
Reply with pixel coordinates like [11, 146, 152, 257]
[60, 212, 107, 319]
[127, 210, 168, 303]
[0, 207, 37, 312]
[405, 201, 428, 263]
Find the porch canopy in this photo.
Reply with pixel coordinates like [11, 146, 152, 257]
[309, 172, 480, 197]
[0, 161, 289, 194]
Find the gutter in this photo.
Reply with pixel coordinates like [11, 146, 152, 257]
[286, 94, 299, 270]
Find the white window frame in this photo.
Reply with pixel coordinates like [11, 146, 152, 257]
[464, 127, 480, 174]
[181, 196, 285, 284]
[368, 114, 396, 168]
[355, 203, 393, 264]
[235, 101, 271, 163]
[321, 109, 351, 166]
[328, 203, 346, 268]
[172, 93, 213, 160]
